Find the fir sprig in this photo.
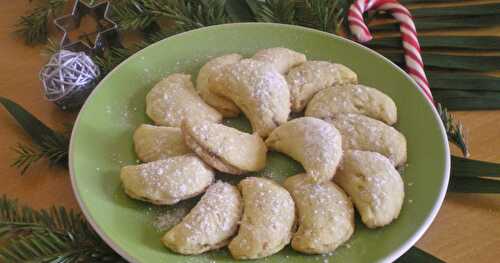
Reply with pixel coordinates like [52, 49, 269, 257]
[143, 0, 228, 29]
[15, 0, 67, 45]
[250, 0, 346, 32]
[437, 103, 469, 157]
[0, 97, 69, 175]
[299, 0, 346, 33]
[10, 144, 44, 175]
[112, 0, 157, 31]
[255, 0, 297, 24]
[10, 134, 68, 175]
[0, 195, 123, 262]
[94, 28, 180, 74]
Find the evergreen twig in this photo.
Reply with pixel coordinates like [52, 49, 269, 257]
[437, 103, 469, 157]
[0, 196, 123, 262]
[255, 0, 297, 24]
[143, 0, 228, 30]
[0, 97, 69, 175]
[300, 0, 346, 33]
[94, 28, 180, 74]
[112, 0, 157, 31]
[10, 144, 44, 175]
[10, 134, 68, 176]
[15, 0, 67, 45]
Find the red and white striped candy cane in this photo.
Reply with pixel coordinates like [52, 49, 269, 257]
[348, 0, 434, 104]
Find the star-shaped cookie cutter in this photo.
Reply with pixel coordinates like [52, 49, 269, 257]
[54, 0, 120, 54]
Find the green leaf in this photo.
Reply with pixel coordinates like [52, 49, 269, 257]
[433, 90, 500, 110]
[371, 15, 500, 31]
[378, 52, 500, 71]
[409, 3, 500, 17]
[368, 36, 500, 51]
[400, 0, 456, 3]
[448, 177, 500, 193]
[225, 0, 256, 22]
[0, 97, 65, 147]
[452, 156, 500, 178]
[396, 246, 444, 263]
[245, 0, 261, 16]
[428, 72, 500, 92]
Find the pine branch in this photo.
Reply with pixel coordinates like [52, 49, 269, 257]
[144, 0, 229, 30]
[0, 195, 123, 262]
[254, 0, 297, 24]
[15, 0, 67, 45]
[1, 97, 69, 175]
[436, 103, 469, 157]
[249, 0, 346, 32]
[10, 135, 68, 175]
[299, 0, 346, 33]
[10, 144, 44, 175]
[94, 28, 180, 74]
[111, 0, 157, 31]
[41, 38, 61, 57]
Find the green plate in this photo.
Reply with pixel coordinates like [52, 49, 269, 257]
[70, 23, 450, 263]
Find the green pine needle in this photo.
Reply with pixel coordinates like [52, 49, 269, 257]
[300, 0, 345, 33]
[1, 97, 69, 175]
[144, 0, 229, 30]
[41, 38, 61, 57]
[10, 135, 68, 175]
[0, 196, 123, 263]
[10, 144, 44, 175]
[255, 0, 297, 24]
[15, 0, 67, 45]
[112, 1, 157, 31]
[94, 28, 180, 74]
[436, 103, 469, 157]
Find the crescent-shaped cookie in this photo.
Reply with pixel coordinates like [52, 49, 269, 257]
[305, 84, 398, 125]
[120, 154, 214, 205]
[181, 119, 267, 175]
[334, 150, 405, 228]
[210, 59, 291, 137]
[146, 73, 222, 127]
[196, 54, 242, 117]
[161, 181, 242, 254]
[283, 173, 354, 254]
[252, 47, 307, 74]
[133, 124, 191, 162]
[286, 61, 357, 112]
[265, 117, 342, 182]
[228, 177, 295, 259]
[324, 113, 407, 166]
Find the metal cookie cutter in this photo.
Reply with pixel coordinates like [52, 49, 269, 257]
[54, 0, 120, 54]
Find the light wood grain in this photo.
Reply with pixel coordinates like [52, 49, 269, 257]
[0, 2, 499, 262]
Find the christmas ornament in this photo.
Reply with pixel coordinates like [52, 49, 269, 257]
[54, 0, 119, 54]
[348, 0, 434, 103]
[39, 0, 120, 110]
[40, 50, 100, 110]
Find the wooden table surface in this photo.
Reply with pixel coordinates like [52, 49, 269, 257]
[1, 2, 499, 263]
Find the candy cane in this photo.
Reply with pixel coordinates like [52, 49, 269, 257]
[348, 0, 434, 103]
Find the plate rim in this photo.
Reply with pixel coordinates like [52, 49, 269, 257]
[69, 22, 451, 263]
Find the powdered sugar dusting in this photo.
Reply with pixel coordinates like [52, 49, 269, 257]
[153, 206, 189, 232]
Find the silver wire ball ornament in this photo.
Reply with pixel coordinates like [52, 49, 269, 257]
[40, 50, 100, 110]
